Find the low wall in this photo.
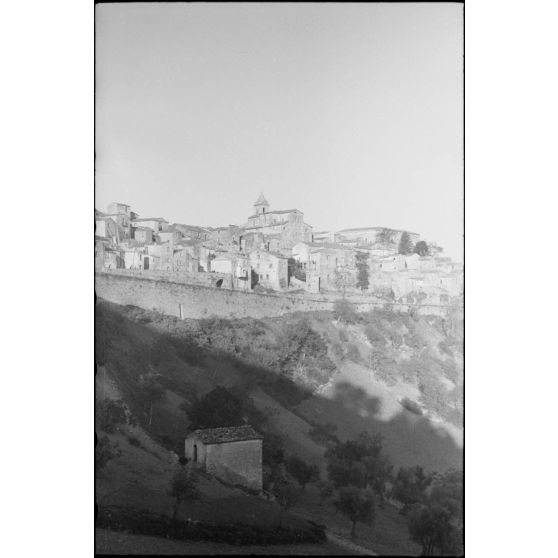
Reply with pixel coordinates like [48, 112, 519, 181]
[95, 272, 457, 320]
[98, 267, 236, 289]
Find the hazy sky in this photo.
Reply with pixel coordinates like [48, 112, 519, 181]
[96, 3, 463, 260]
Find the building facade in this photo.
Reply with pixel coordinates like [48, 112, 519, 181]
[184, 426, 263, 491]
[249, 249, 288, 290]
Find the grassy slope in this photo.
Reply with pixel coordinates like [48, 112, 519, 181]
[95, 529, 357, 556]
[95, 299, 462, 555]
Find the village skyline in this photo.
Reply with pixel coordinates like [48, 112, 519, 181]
[95, 3, 463, 260]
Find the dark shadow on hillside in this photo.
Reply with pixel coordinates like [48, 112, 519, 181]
[304, 381, 462, 472]
[95, 298, 462, 474]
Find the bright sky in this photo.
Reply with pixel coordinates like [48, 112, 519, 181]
[96, 3, 463, 260]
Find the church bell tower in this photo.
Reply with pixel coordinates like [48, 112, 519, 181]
[253, 193, 270, 215]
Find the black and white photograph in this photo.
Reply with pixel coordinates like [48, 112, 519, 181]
[94, 2, 464, 555]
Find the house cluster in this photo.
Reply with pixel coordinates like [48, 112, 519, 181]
[95, 194, 463, 301]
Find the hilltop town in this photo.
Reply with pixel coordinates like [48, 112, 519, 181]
[95, 194, 463, 307]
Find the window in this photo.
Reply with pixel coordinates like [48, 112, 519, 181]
[269, 264, 272, 269]
[266, 274, 269, 280]
[193, 444, 198, 462]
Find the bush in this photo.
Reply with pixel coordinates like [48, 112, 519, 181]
[333, 299, 359, 324]
[96, 506, 326, 546]
[364, 324, 385, 347]
[400, 397, 423, 416]
[96, 435, 120, 471]
[127, 435, 142, 447]
[186, 387, 243, 430]
[308, 423, 339, 446]
[96, 399, 128, 434]
[344, 343, 362, 363]
[285, 455, 320, 490]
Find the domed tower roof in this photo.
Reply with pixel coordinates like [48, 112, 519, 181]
[254, 192, 269, 207]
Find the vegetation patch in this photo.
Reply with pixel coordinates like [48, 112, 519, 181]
[96, 506, 326, 546]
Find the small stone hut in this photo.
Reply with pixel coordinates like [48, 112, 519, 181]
[185, 425, 263, 491]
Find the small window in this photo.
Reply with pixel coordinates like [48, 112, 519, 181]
[266, 274, 269, 280]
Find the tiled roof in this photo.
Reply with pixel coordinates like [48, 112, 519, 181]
[132, 217, 169, 223]
[248, 209, 302, 219]
[174, 223, 210, 232]
[251, 249, 287, 260]
[337, 226, 418, 235]
[190, 425, 263, 445]
[304, 242, 353, 251]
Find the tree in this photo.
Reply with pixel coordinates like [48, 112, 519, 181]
[308, 422, 339, 446]
[414, 240, 429, 257]
[285, 455, 320, 491]
[376, 228, 395, 245]
[317, 479, 335, 506]
[355, 252, 370, 291]
[333, 487, 375, 537]
[429, 469, 464, 528]
[169, 464, 200, 521]
[408, 503, 460, 556]
[186, 386, 243, 430]
[333, 267, 354, 294]
[398, 232, 414, 255]
[250, 268, 259, 289]
[391, 466, 434, 511]
[271, 465, 299, 527]
[137, 374, 165, 426]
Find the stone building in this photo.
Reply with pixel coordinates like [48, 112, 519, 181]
[210, 225, 244, 250]
[305, 244, 356, 291]
[335, 227, 419, 247]
[131, 217, 169, 233]
[184, 425, 263, 491]
[210, 252, 251, 291]
[132, 226, 153, 245]
[173, 223, 211, 242]
[244, 194, 312, 249]
[123, 247, 145, 270]
[107, 202, 132, 216]
[249, 249, 288, 291]
[157, 227, 183, 245]
[95, 217, 118, 241]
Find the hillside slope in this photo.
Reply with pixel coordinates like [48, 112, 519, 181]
[95, 298, 462, 554]
[96, 299, 462, 470]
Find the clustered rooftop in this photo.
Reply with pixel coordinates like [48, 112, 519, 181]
[95, 194, 462, 300]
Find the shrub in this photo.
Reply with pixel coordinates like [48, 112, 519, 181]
[96, 435, 120, 471]
[333, 299, 359, 324]
[364, 324, 385, 347]
[96, 506, 326, 546]
[186, 387, 243, 430]
[333, 487, 376, 537]
[400, 397, 423, 416]
[308, 422, 339, 446]
[96, 399, 128, 434]
[285, 455, 320, 490]
[127, 435, 142, 447]
[344, 343, 362, 363]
